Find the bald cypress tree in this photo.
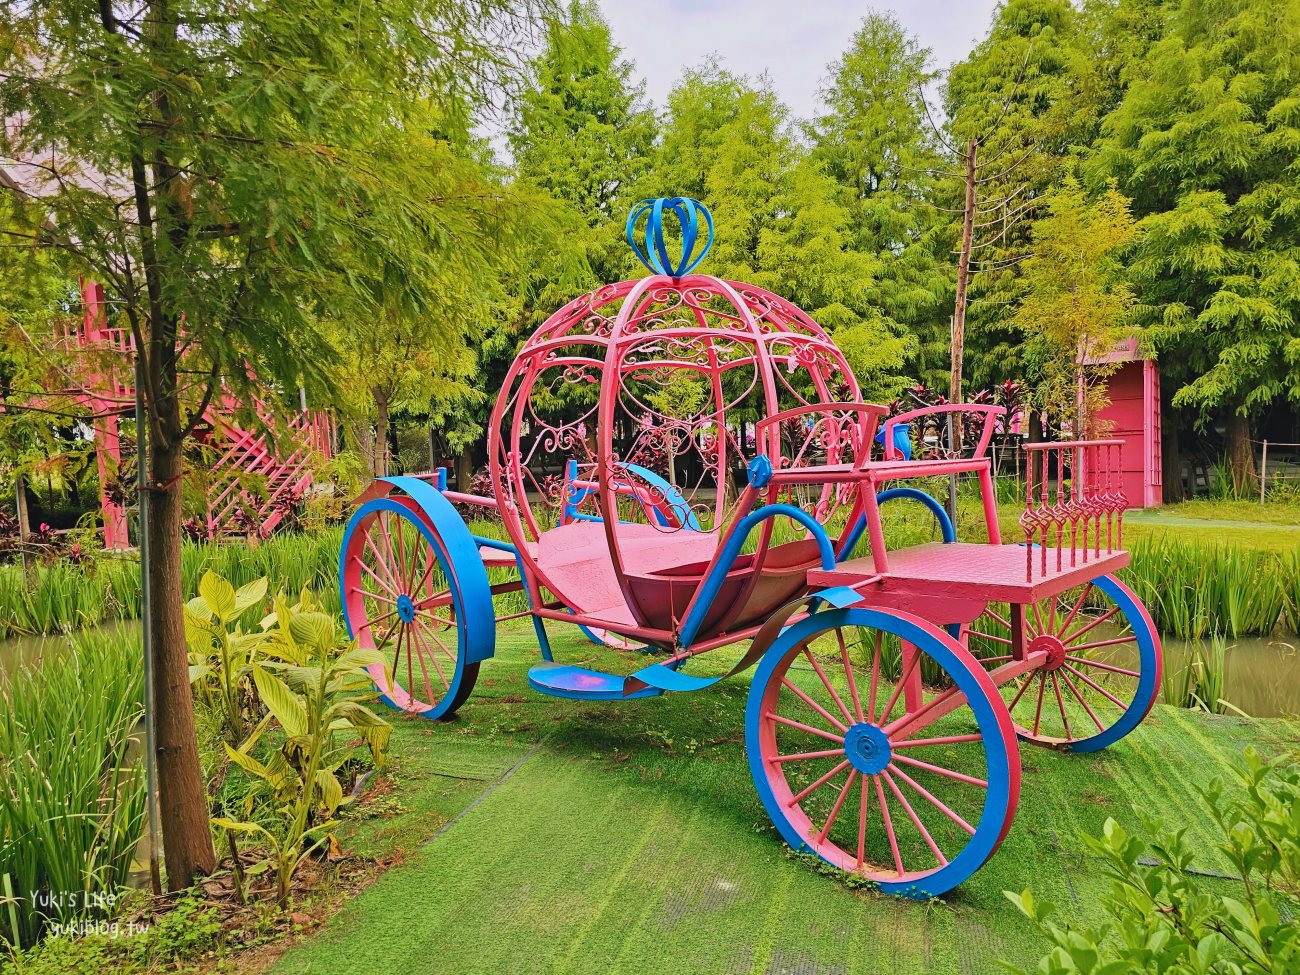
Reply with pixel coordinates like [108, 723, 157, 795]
[1090, 0, 1300, 492]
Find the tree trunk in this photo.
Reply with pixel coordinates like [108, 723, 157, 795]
[950, 139, 978, 406]
[371, 387, 389, 479]
[1224, 408, 1257, 497]
[148, 428, 217, 890]
[456, 444, 474, 492]
[347, 420, 376, 482]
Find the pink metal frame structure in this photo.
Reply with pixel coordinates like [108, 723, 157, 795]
[339, 198, 1164, 898]
[56, 278, 332, 546]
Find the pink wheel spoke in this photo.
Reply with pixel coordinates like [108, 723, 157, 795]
[884, 685, 963, 739]
[415, 616, 457, 665]
[1048, 595, 1058, 633]
[362, 589, 400, 608]
[1005, 674, 1035, 713]
[410, 624, 449, 694]
[1050, 672, 1072, 740]
[802, 647, 856, 726]
[983, 608, 1011, 630]
[359, 539, 401, 597]
[816, 770, 858, 844]
[855, 776, 870, 870]
[836, 630, 866, 722]
[1032, 676, 1047, 737]
[1061, 605, 1122, 644]
[767, 712, 845, 744]
[392, 513, 410, 592]
[1069, 635, 1138, 653]
[390, 625, 404, 688]
[874, 775, 905, 876]
[965, 629, 1012, 646]
[358, 606, 400, 633]
[787, 760, 852, 807]
[882, 769, 947, 867]
[1065, 655, 1139, 678]
[876, 645, 922, 727]
[411, 621, 450, 688]
[405, 622, 416, 708]
[1056, 583, 1093, 636]
[412, 630, 437, 705]
[892, 733, 984, 749]
[1063, 664, 1129, 710]
[408, 555, 438, 606]
[1060, 670, 1106, 733]
[867, 631, 883, 722]
[376, 516, 403, 593]
[373, 616, 401, 655]
[780, 678, 848, 733]
[770, 747, 846, 764]
[892, 754, 988, 788]
[1030, 601, 1046, 637]
[889, 764, 976, 835]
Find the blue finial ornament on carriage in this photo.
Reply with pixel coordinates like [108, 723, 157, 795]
[625, 196, 714, 277]
[338, 196, 1161, 897]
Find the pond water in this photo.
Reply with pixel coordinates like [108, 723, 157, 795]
[0, 620, 1297, 717]
[1161, 633, 1299, 718]
[0, 620, 141, 683]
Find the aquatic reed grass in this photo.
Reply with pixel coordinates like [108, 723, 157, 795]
[0, 628, 146, 948]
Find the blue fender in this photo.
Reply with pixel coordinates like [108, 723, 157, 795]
[339, 477, 496, 719]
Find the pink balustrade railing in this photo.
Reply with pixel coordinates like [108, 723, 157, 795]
[1019, 439, 1127, 581]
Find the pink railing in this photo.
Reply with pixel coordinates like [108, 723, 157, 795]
[1020, 439, 1127, 581]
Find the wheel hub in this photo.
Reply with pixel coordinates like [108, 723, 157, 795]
[1028, 632, 1067, 670]
[396, 593, 416, 624]
[843, 723, 892, 775]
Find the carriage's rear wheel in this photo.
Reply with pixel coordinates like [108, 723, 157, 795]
[340, 489, 493, 720]
[747, 607, 1020, 898]
[962, 574, 1161, 751]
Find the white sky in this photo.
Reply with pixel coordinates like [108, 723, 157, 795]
[597, 0, 1003, 120]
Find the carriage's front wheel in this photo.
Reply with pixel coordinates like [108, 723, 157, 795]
[962, 574, 1162, 752]
[340, 485, 494, 720]
[746, 607, 1020, 898]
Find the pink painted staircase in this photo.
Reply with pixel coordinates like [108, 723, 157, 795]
[64, 280, 332, 545]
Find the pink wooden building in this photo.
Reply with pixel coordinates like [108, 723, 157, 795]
[1090, 338, 1162, 509]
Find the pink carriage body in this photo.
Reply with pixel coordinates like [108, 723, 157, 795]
[487, 273, 884, 648]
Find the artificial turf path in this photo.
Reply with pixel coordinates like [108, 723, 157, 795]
[272, 626, 1298, 975]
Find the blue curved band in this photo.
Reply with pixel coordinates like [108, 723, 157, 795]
[678, 503, 835, 649]
[1067, 574, 1160, 753]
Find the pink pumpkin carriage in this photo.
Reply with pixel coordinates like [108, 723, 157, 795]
[338, 199, 1163, 897]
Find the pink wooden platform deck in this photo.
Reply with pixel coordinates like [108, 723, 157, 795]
[808, 542, 1130, 604]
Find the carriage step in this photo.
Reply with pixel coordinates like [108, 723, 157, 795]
[527, 664, 663, 701]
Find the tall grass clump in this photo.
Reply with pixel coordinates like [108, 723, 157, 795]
[1123, 537, 1292, 639]
[1159, 633, 1244, 715]
[0, 529, 345, 639]
[0, 629, 146, 949]
[1285, 548, 1300, 635]
[0, 559, 138, 640]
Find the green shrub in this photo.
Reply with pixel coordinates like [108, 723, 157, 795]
[213, 584, 392, 908]
[1007, 747, 1299, 973]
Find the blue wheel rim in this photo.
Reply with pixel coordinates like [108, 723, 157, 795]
[746, 607, 1019, 898]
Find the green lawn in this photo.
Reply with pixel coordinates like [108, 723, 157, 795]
[270, 625, 1298, 975]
